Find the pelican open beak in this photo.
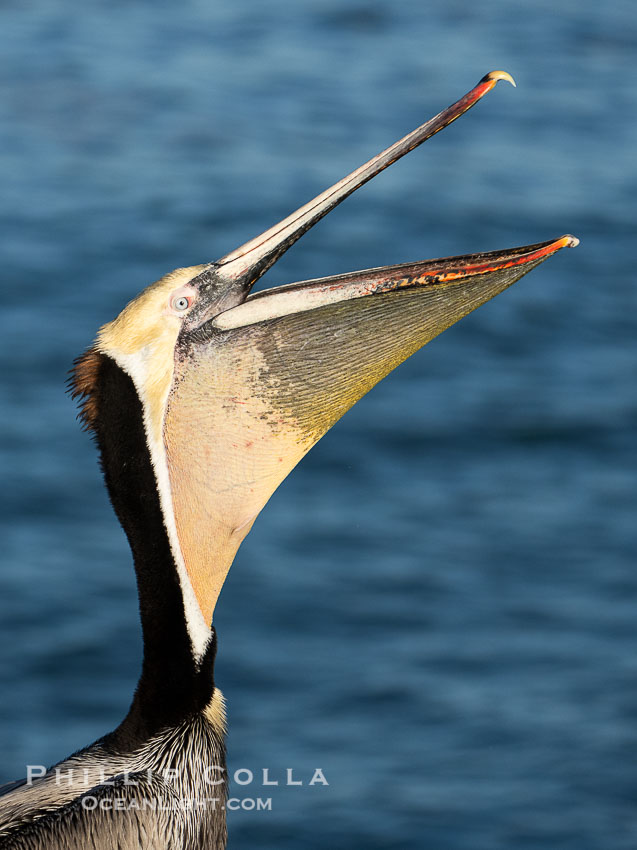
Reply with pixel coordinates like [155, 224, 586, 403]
[160, 72, 578, 622]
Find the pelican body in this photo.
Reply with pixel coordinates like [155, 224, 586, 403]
[0, 73, 577, 848]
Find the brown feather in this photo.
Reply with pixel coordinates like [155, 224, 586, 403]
[67, 348, 104, 433]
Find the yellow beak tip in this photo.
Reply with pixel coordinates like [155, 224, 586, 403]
[486, 70, 517, 88]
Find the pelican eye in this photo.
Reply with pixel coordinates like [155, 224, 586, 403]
[171, 294, 192, 313]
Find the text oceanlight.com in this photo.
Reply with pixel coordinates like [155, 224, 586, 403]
[80, 796, 273, 812]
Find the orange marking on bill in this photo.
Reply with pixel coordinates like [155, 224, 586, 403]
[384, 236, 579, 292]
[436, 236, 577, 282]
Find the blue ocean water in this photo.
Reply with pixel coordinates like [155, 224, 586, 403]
[0, 1, 635, 847]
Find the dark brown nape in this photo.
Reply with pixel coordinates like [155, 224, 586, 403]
[67, 349, 217, 743]
[68, 347, 103, 433]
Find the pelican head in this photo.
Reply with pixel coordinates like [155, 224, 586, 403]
[72, 72, 577, 660]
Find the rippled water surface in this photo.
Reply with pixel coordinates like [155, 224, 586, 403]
[0, 1, 635, 848]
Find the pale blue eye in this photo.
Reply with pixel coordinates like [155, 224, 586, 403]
[172, 296, 190, 312]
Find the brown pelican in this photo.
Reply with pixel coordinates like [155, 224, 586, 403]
[0, 72, 577, 848]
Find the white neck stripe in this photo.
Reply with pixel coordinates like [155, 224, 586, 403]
[108, 350, 212, 663]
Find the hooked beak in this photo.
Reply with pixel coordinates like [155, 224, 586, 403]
[163, 71, 578, 625]
[190, 70, 531, 310]
[215, 71, 520, 292]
